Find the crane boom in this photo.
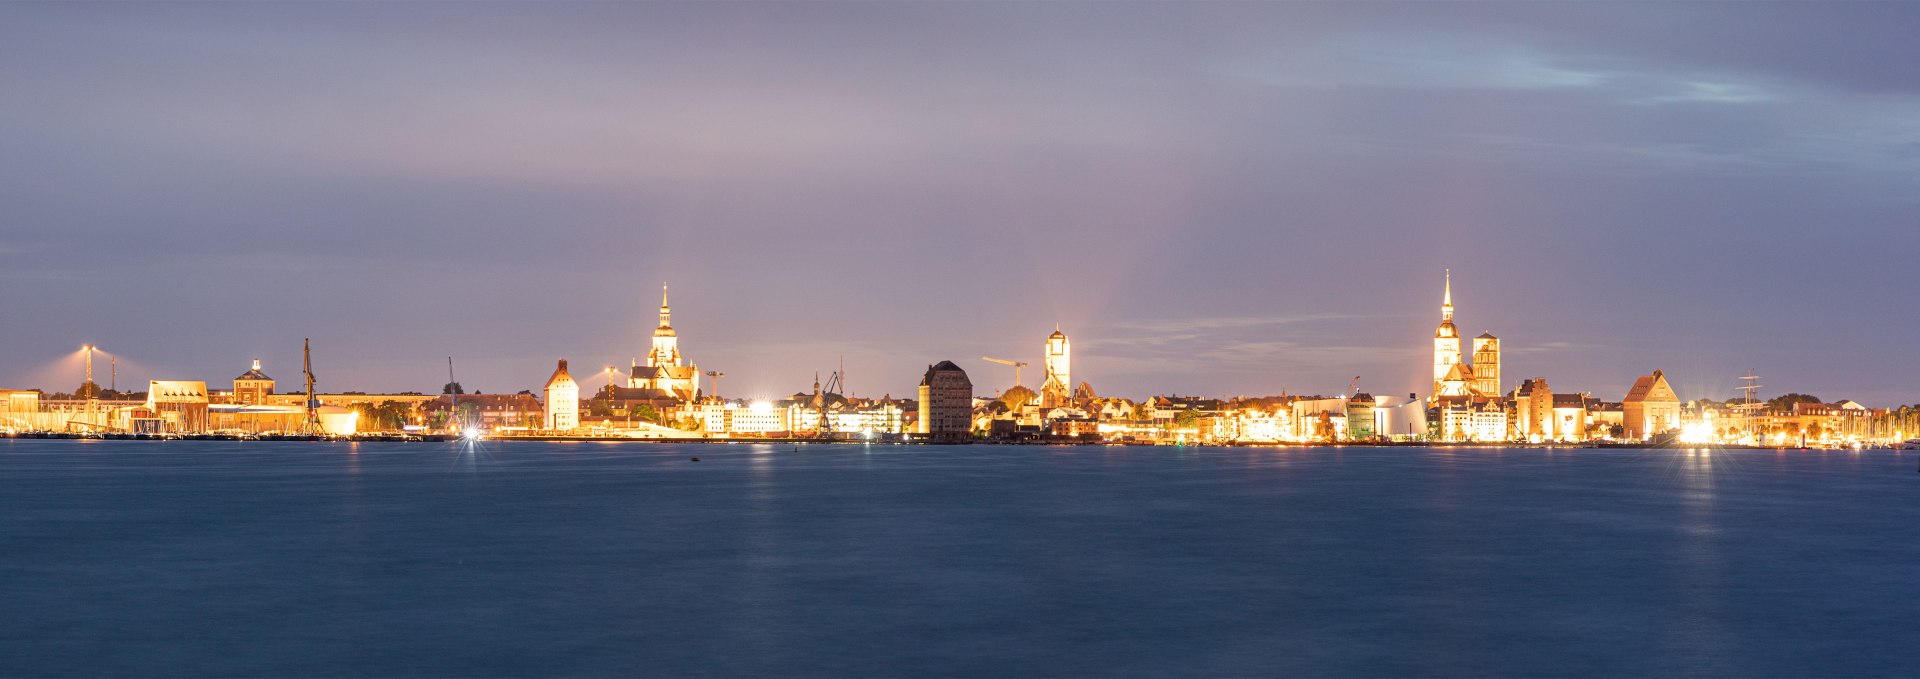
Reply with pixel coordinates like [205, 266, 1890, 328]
[980, 356, 1028, 388]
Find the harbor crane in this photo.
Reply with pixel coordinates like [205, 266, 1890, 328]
[981, 357, 1028, 389]
[704, 370, 725, 402]
[1346, 375, 1361, 399]
[813, 369, 843, 440]
[303, 339, 320, 434]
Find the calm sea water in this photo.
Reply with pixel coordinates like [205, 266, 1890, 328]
[1, 440, 1915, 677]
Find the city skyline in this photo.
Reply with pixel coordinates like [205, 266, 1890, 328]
[3, 3, 1917, 403]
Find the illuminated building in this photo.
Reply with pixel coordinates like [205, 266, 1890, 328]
[728, 401, 788, 434]
[544, 359, 579, 431]
[1345, 394, 1377, 440]
[1622, 369, 1681, 439]
[0, 390, 40, 432]
[628, 283, 700, 401]
[1436, 363, 1474, 399]
[143, 380, 209, 433]
[1429, 270, 1501, 403]
[1515, 378, 1553, 441]
[233, 359, 274, 405]
[1470, 400, 1509, 441]
[917, 360, 974, 443]
[1292, 397, 1349, 440]
[1039, 326, 1071, 408]
[1552, 394, 1591, 441]
[1433, 270, 1463, 396]
[1471, 333, 1501, 397]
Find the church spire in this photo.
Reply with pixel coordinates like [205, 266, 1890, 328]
[1441, 269, 1453, 322]
[658, 282, 671, 328]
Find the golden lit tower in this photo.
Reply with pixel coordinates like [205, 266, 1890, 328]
[629, 282, 700, 401]
[1471, 332, 1500, 397]
[1040, 325, 1071, 407]
[1432, 270, 1463, 397]
[648, 283, 681, 368]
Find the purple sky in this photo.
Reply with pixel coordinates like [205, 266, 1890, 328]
[2, 2, 1916, 405]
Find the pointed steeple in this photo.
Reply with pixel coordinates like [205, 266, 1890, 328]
[1441, 269, 1454, 322]
[657, 282, 671, 329]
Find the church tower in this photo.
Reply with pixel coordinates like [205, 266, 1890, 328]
[1472, 332, 1501, 397]
[1040, 325, 1071, 407]
[629, 282, 700, 401]
[1432, 270, 1462, 397]
[647, 283, 681, 368]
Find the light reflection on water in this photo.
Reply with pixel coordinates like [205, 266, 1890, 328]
[0, 441, 1915, 677]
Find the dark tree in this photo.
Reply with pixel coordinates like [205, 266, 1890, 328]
[1766, 393, 1823, 410]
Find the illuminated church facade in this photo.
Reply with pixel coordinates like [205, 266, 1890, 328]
[1039, 326, 1072, 408]
[628, 284, 701, 401]
[1430, 270, 1501, 403]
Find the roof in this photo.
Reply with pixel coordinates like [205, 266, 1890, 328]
[1476, 332, 1498, 340]
[546, 359, 576, 388]
[921, 360, 967, 386]
[146, 380, 208, 405]
[1551, 393, 1589, 408]
[1623, 370, 1678, 404]
[235, 369, 273, 382]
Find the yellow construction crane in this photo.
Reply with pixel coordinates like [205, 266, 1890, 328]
[981, 357, 1028, 389]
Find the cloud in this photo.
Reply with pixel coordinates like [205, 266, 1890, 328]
[1634, 80, 1776, 105]
[1229, 33, 1610, 91]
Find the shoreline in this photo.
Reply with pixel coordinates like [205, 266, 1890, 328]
[0, 430, 1865, 451]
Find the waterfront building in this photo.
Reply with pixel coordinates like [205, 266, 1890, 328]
[1622, 369, 1681, 440]
[1471, 400, 1509, 442]
[0, 390, 40, 432]
[144, 380, 210, 433]
[917, 360, 974, 443]
[1552, 393, 1591, 441]
[1515, 378, 1553, 442]
[1230, 408, 1291, 443]
[628, 284, 700, 401]
[1040, 326, 1072, 408]
[1345, 394, 1378, 440]
[233, 359, 274, 405]
[728, 401, 790, 434]
[1292, 397, 1349, 440]
[1048, 414, 1099, 438]
[421, 393, 545, 433]
[1374, 395, 1429, 441]
[1435, 403, 1472, 441]
[544, 359, 579, 431]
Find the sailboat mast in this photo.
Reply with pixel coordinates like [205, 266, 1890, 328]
[448, 357, 459, 432]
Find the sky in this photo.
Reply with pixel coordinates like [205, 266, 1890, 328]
[2, 2, 1916, 405]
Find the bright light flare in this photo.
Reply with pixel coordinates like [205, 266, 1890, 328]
[1679, 423, 1715, 444]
